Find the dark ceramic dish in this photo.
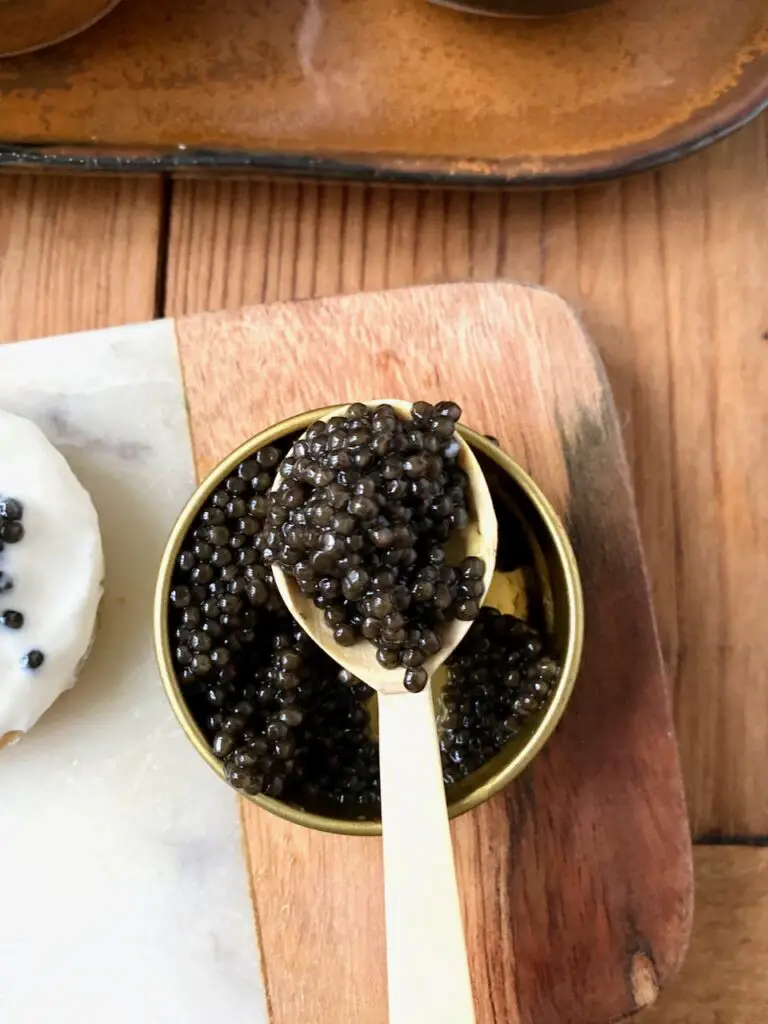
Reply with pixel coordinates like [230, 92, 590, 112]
[0, 0, 765, 186]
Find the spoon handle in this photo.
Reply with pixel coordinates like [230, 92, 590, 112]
[377, 687, 476, 1024]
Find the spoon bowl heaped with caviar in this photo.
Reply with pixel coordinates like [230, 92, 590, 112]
[155, 398, 583, 1023]
[270, 400, 497, 1024]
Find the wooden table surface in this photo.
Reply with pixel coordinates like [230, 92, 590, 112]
[1, 116, 766, 1021]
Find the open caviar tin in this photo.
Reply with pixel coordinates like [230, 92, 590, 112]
[154, 407, 584, 837]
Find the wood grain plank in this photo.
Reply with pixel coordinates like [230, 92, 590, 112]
[0, 175, 164, 342]
[658, 128, 768, 838]
[643, 846, 768, 1024]
[166, 120, 768, 835]
[175, 281, 692, 1024]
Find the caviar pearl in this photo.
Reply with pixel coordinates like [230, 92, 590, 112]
[440, 608, 559, 784]
[0, 519, 24, 543]
[403, 667, 428, 693]
[22, 650, 45, 670]
[0, 496, 23, 521]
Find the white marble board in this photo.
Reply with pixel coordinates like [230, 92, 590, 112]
[0, 322, 268, 1024]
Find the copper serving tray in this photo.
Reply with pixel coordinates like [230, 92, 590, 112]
[1, 0, 765, 185]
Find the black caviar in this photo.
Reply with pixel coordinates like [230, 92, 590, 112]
[0, 496, 34, 663]
[167, 442, 382, 810]
[269, 402, 486, 682]
[0, 495, 24, 544]
[21, 649, 45, 671]
[168, 434, 560, 818]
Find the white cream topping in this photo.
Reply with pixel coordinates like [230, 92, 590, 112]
[0, 409, 104, 736]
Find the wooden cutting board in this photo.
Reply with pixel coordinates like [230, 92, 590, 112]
[175, 281, 693, 1024]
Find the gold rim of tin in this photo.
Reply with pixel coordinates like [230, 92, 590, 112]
[154, 406, 584, 837]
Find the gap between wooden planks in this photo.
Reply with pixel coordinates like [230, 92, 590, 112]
[641, 846, 768, 1024]
[166, 116, 768, 839]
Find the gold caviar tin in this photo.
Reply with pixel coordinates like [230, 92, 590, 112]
[154, 408, 584, 836]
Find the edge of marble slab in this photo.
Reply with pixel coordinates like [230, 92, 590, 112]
[0, 319, 269, 1024]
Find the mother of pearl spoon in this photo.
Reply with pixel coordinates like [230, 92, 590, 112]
[272, 401, 498, 1024]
